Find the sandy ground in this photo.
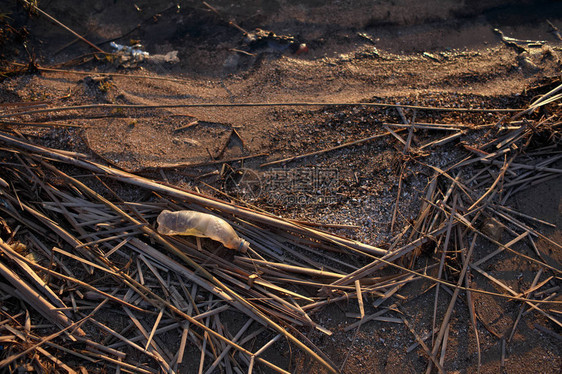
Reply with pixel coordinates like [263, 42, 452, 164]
[1, 0, 561, 373]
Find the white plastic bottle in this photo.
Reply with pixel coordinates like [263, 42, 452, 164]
[156, 210, 249, 252]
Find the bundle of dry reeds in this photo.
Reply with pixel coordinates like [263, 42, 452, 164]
[0, 81, 561, 373]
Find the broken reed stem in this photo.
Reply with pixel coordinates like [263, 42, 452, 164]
[470, 265, 561, 328]
[235, 257, 345, 279]
[204, 319, 254, 374]
[0, 132, 387, 256]
[456, 226, 482, 373]
[0, 243, 86, 337]
[508, 269, 543, 343]
[47, 168, 338, 374]
[467, 156, 513, 212]
[138, 153, 269, 171]
[429, 233, 477, 372]
[513, 82, 562, 119]
[0, 242, 146, 313]
[424, 198, 560, 273]
[319, 225, 561, 304]
[402, 317, 446, 374]
[0, 78, 559, 374]
[427, 195, 457, 374]
[390, 164, 405, 233]
[0, 301, 104, 368]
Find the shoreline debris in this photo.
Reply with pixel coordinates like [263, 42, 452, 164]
[110, 42, 180, 66]
[0, 76, 560, 374]
[157, 209, 250, 252]
[244, 28, 308, 55]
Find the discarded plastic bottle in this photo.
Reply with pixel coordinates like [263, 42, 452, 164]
[157, 210, 249, 252]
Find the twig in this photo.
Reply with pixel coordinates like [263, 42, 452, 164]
[428, 234, 477, 372]
[534, 324, 562, 341]
[35, 65, 194, 84]
[202, 1, 249, 35]
[260, 130, 404, 167]
[21, 1, 106, 54]
[174, 120, 199, 132]
[483, 159, 562, 175]
[427, 195, 457, 373]
[513, 83, 562, 119]
[204, 319, 254, 374]
[213, 131, 240, 160]
[508, 269, 542, 342]
[355, 280, 365, 319]
[471, 231, 529, 268]
[0, 242, 146, 312]
[6, 327, 77, 374]
[458, 228, 481, 373]
[145, 308, 165, 351]
[495, 205, 556, 228]
[122, 307, 173, 371]
[406, 326, 439, 353]
[137, 153, 269, 171]
[235, 257, 345, 279]
[0, 120, 82, 128]
[467, 156, 513, 212]
[402, 317, 446, 374]
[0, 245, 86, 337]
[390, 164, 405, 233]
[470, 265, 561, 328]
[420, 131, 464, 150]
[198, 306, 211, 374]
[547, 20, 562, 41]
[0, 305, 99, 367]
[0, 102, 522, 119]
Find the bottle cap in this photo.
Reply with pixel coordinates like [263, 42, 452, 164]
[238, 239, 250, 253]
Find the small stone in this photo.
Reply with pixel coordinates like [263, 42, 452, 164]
[481, 217, 504, 241]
